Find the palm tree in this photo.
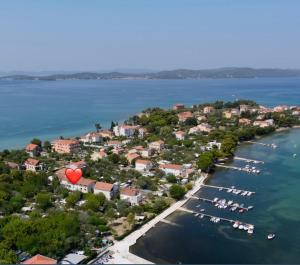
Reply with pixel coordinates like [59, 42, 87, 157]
[95, 123, 102, 132]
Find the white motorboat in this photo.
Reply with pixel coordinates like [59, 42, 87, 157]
[267, 234, 276, 240]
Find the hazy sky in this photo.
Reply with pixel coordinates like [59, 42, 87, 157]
[1, 0, 300, 72]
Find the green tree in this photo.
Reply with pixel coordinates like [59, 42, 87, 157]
[35, 192, 52, 211]
[31, 138, 42, 147]
[127, 212, 135, 224]
[169, 184, 186, 200]
[197, 152, 214, 173]
[166, 174, 177, 183]
[95, 123, 102, 132]
[66, 191, 81, 208]
[152, 198, 169, 213]
[43, 140, 52, 151]
[84, 193, 106, 212]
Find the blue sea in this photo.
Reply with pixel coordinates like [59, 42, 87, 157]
[0, 78, 300, 150]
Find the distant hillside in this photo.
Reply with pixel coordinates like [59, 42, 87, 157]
[1, 67, 300, 80]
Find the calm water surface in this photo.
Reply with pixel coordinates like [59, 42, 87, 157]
[1, 78, 300, 149]
[131, 129, 300, 263]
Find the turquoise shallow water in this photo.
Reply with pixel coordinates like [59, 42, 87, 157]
[131, 129, 300, 263]
[1, 78, 300, 149]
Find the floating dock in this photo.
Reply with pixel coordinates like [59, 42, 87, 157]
[215, 164, 260, 174]
[234, 156, 264, 164]
[200, 184, 255, 194]
[179, 207, 253, 227]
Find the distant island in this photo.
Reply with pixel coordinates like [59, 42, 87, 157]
[2, 67, 300, 80]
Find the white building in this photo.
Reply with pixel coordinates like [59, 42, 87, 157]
[159, 163, 186, 177]
[120, 187, 142, 205]
[80, 132, 102, 144]
[206, 140, 222, 150]
[94, 182, 118, 200]
[135, 159, 153, 171]
[56, 169, 96, 193]
[113, 125, 139, 137]
[175, 131, 186, 140]
[149, 140, 165, 152]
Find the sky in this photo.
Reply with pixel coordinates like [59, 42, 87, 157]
[0, 0, 300, 72]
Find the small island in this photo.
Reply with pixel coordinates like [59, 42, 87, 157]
[0, 99, 299, 264]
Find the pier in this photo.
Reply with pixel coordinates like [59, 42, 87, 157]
[234, 156, 264, 164]
[246, 140, 278, 149]
[191, 195, 250, 211]
[200, 184, 255, 194]
[215, 164, 260, 174]
[179, 207, 253, 227]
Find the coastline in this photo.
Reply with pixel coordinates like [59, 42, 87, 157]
[107, 127, 300, 264]
[105, 174, 208, 264]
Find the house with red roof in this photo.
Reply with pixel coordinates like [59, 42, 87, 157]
[22, 254, 57, 264]
[173, 103, 185, 110]
[24, 158, 43, 172]
[175, 131, 186, 140]
[94, 181, 118, 200]
[91, 150, 108, 161]
[177, 111, 193, 122]
[120, 187, 142, 205]
[149, 140, 165, 153]
[159, 163, 186, 177]
[55, 168, 96, 193]
[25, 143, 41, 157]
[51, 139, 80, 154]
[135, 159, 153, 171]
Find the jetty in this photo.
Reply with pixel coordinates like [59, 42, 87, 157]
[246, 140, 278, 149]
[215, 164, 260, 174]
[191, 195, 250, 211]
[179, 207, 253, 227]
[234, 156, 264, 164]
[200, 184, 255, 194]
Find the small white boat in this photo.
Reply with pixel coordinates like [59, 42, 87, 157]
[228, 200, 233, 206]
[248, 205, 254, 210]
[248, 229, 254, 234]
[267, 234, 276, 240]
[194, 213, 199, 217]
[247, 191, 252, 196]
[238, 225, 244, 230]
[200, 214, 204, 218]
[200, 209, 205, 212]
[227, 189, 232, 193]
[293, 153, 297, 158]
[233, 222, 239, 228]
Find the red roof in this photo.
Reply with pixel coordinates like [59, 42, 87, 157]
[136, 159, 151, 165]
[22, 254, 57, 264]
[26, 143, 39, 151]
[25, 158, 40, 166]
[159, 164, 182, 170]
[120, 187, 139, 196]
[76, 177, 96, 186]
[52, 139, 79, 145]
[95, 181, 114, 191]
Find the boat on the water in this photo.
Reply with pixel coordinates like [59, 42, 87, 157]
[268, 234, 276, 240]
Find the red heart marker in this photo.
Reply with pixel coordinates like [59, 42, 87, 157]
[65, 168, 82, 184]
